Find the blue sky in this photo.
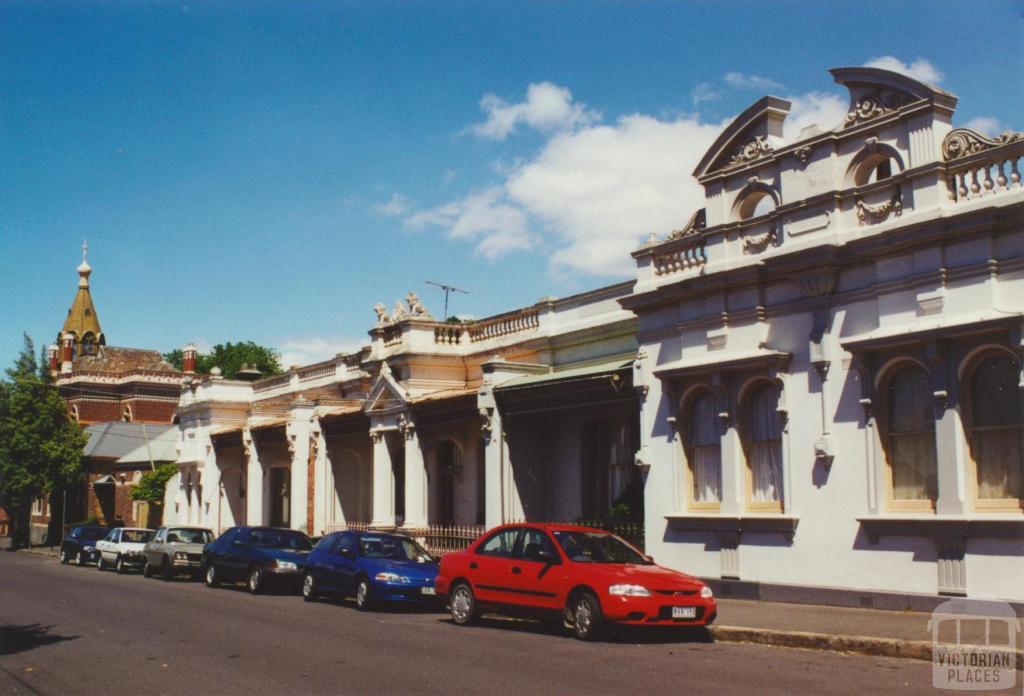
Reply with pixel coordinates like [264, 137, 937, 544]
[2, 1, 1022, 369]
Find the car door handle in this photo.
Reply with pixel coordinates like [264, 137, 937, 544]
[511, 566, 522, 574]
[469, 562, 478, 570]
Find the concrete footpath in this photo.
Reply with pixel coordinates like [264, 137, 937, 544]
[16, 546, 1024, 667]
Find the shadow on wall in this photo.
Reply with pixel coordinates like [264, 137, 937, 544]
[0, 624, 79, 656]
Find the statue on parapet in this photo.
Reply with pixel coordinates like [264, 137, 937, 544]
[406, 292, 432, 319]
[373, 303, 389, 326]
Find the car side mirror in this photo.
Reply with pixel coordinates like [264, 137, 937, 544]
[644, 555, 654, 564]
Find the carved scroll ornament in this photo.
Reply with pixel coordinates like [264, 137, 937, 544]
[665, 209, 706, 242]
[725, 135, 774, 169]
[942, 128, 1024, 161]
[843, 89, 915, 128]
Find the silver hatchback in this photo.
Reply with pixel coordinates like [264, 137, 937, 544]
[143, 526, 214, 579]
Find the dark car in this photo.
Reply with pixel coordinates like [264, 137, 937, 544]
[302, 531, 439, 610]
[59, 525, 110, 565]
[202, 526, 312, 594]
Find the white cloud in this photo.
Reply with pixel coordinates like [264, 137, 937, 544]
[962, 116, 1003, 135]
[783, 91, 848, 141]
[375, 192, 409, 217]
[404, 187, 534, 258]
[409, 87, 851, 277]
[864, 56, 944, 84]
[277, 337, 364, 369]
[724, 72, 784, 91]
[691, 82, 721, 106]
[470, 82, 600, 140]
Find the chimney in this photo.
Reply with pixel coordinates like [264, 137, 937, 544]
[47, 344, 59, 373]
[183, 343, 197, 374]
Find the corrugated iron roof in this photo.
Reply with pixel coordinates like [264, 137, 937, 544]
[82, 422, 177, 460]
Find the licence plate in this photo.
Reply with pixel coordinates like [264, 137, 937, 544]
[672, 606, 696, 619]
[421, 587, 436, 596]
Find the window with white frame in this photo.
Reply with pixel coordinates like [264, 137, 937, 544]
[742, 383, 784, 510]
[966, 353, 1023, 509]
[685, 390, 722, 509]
[883, 364, 937, 510]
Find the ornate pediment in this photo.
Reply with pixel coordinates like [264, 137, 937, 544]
[724, 135, 775, 169]
[942, 128, 1024, 161]
[363, 361, 408, 414]
[665, 209, 706, 242]
[843, 87, 916, 128]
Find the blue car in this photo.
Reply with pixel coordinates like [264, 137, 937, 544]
[58, 525, 110, 566]
[302, 531, 439, 610]
[202, 526, 312, 594]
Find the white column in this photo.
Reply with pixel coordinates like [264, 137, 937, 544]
[482, 408, 521, 527]
[244, 427, 264, 527]
[370, 429, 395, 528]
[287, 401, 314, 534]
[311, 424, 330, 535]
[402, 418, 428, 529]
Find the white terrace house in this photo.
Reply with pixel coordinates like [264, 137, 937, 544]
[168, 283, 642, 548]
[625, 67, 1024, 605]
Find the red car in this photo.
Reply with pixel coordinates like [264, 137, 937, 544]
[435, 523, 717, 640]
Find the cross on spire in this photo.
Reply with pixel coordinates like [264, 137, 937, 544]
[82, 239, 88, 262]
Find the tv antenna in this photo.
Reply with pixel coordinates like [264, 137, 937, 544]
[426, 281, 469, 318]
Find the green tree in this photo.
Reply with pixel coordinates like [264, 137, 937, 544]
[163, 341, 283, 380]
[131, 462, 178, 503]
[0, 335, 87, 548]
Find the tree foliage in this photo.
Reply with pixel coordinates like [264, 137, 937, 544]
[0, 334, 87, 546]
[164, 341, 283, 380]
[131, 462, 179, 502]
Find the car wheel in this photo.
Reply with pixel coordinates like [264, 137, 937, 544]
[162, 556, 173, 581]
[355, 577, 372, 611]
[302, 573, 319, 602]
[116, 555, 126, 574]
[570, 592, 604, 641]
[59, 548, 69, 565]
[143, 558, 153, 578]
[204, 563, 220, 588]
[449, 582, 478, 626]
[97, 554, 106, 571]
[248, 565, 263, 595]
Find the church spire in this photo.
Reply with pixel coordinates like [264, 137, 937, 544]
[60, 242, 104, 360]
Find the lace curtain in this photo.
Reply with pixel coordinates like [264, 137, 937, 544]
[687, 392, 721, 504]
[971, 355, 1023, 500]
[748, 385, 783, 504]
[886, 366, 937, 501]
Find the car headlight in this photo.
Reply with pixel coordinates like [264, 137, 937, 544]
[273, 560, 298, 570]
[84, 546, 94, 552]
[608, 583, 651, 597]
[375, 572, 409, 583]
[700, 585, 714, 599]
[174, 552, 189, 560]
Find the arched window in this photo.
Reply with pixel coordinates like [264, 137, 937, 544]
[968, 354, 1023, 507]
[883, 364, 937, 508]
[685, 391, 721, 508]
[81, 333, 96, 355]
[743, 383, 784, 510]
[847, 144, 904, 187]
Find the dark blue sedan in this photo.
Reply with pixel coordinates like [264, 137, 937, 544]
[59, 525, 110, 566]
[202, 526, 312, 594]
[302, 531, 439, 610]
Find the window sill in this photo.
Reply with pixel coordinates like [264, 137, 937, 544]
[665, 513, 799, 541]
[857, 514, 1024, 543]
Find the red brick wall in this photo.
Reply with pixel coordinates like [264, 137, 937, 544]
[86, 470, 143, 527]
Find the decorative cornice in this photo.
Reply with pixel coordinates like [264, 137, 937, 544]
[724, 135, 774, 170]
[665, 209, 706, 242]
[843, 88, 915, 128]
[942, 128, 1024, 162]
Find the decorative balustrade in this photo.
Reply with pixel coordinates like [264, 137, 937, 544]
[467, 308, 540, 343]
[298, 360, 335, 382]
[943, 128, 1024, 203]
[434, 325, 463, 345]
[253, 372, 292, 392]
[652, 237, 707, 276]
[382, 325, 403, 347]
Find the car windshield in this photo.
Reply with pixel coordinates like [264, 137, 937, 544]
[167, 528, 212, 544]
[358, 535, 433, 562]
[79, 528, 107, 541]
[552, 531, 651, 565]
[121, 530, 153, 543]
[249, 530, 312, 550]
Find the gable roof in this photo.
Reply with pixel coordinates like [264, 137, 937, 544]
[71, 346, 179, 374]
[82, 422, 177, 460]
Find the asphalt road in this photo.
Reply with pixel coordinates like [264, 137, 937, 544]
[0, 552, 983, 696]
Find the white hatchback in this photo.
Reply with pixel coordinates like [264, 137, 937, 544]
[96, 527, 155, 574]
